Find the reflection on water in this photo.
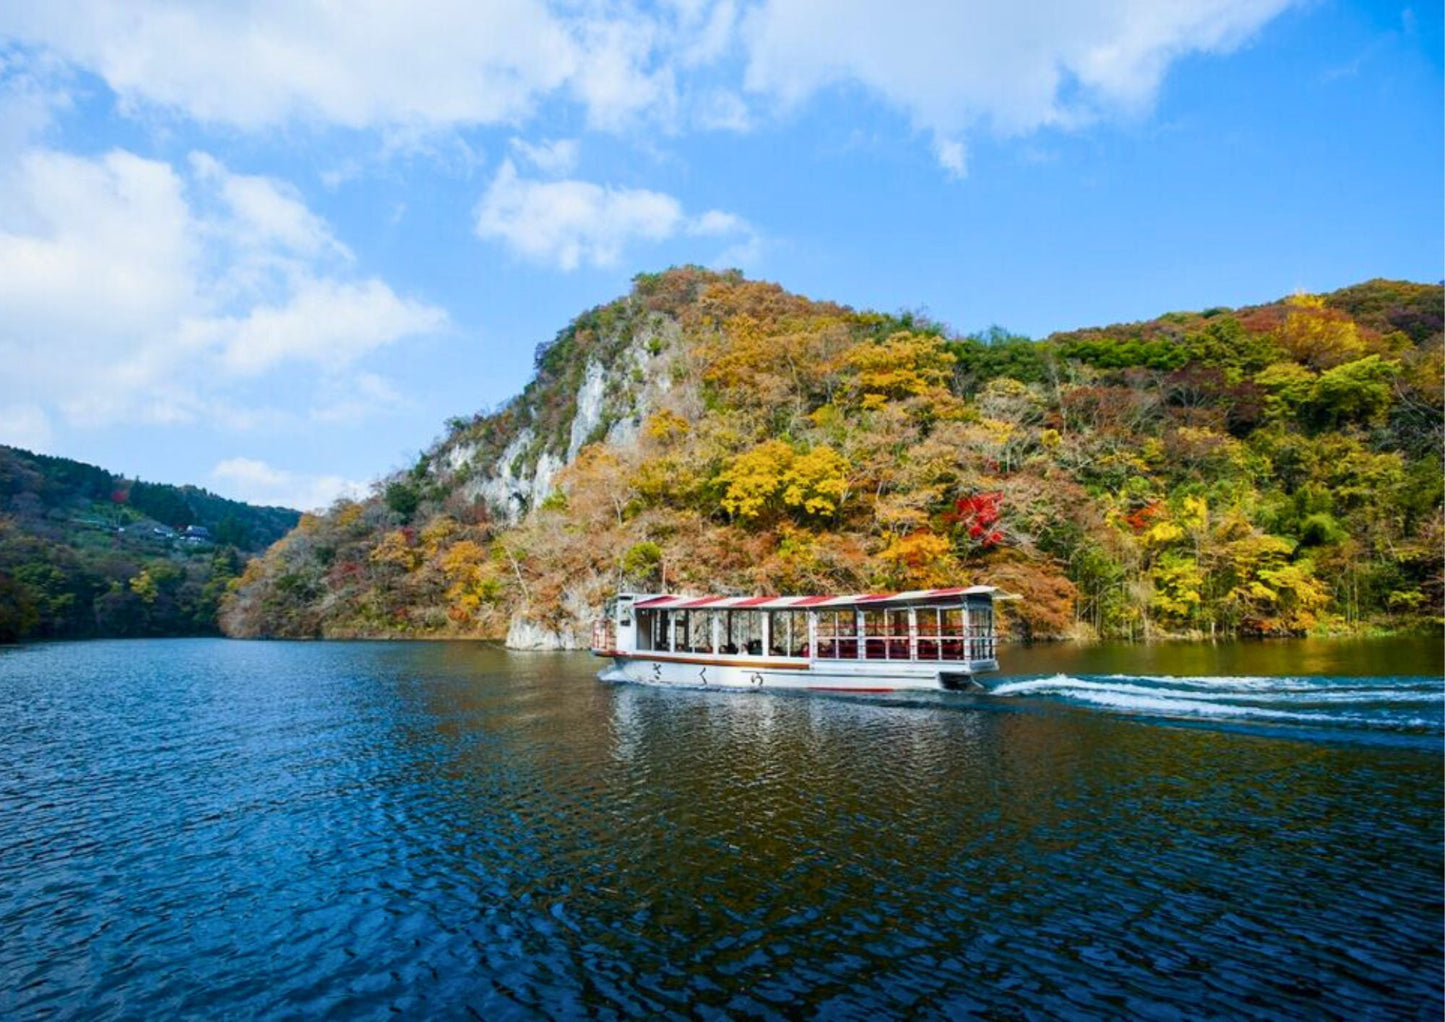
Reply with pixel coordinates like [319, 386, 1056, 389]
[0, 638, 1440, 1019]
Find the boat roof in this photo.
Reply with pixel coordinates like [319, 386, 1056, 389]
[631, 587, 996, 611]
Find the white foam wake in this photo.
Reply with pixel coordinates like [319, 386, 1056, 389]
[989, 674, 1444, 730]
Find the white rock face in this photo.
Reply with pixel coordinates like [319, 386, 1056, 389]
[458, 323, 676, 524]
[444, 442, 476, 472]
[566, 360, 608, 463]
[528, 451, 565, 508]
[464, 427, 536, 522]
[505, 614, 587, 650]
[505, 587, 599, 650]
[447, 313, 686, 646]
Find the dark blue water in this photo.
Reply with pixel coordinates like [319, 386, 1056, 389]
[1, 638, 1440, 1019]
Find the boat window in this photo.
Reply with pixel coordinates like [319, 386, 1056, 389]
[917, 607, 941, 660]
[688, 610, 717, 654]
[862, 610, 884, 659]
[767, 610, 808, 656]
[966, 601, 996, 661]
[723, 610, 763, 655]
[814, 609, 857, 659]
[814, 610, 833, 658]
[941, 606, 965, 661]
[862, 609, 912, 660]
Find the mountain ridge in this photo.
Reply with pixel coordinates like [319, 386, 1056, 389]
[219, 268, 1444, 647]
[0, 444, 300, 641]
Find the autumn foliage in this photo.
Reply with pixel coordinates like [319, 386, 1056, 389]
[223, 269, 1444, 643]
[944, 492, 1004, 547]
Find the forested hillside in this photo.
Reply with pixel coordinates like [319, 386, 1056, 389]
[221, 268, 1443, 646]
[0, 446, 299, 641]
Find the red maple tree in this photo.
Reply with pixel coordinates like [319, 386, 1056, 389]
[944, 492, 1004, 547]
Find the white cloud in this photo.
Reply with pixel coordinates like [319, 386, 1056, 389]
[0, 146, 446, 429]
[190, 152, 348, 262]
[0, 49, 72, 159]
[0, 402, 54, 453]
[693, 88, 751, 131]
[309, 372, 405, 426]
[209, 278, 446, 377]
[0, 0, 654, 131]
[689, 208, 751, 239]
[212, 456, 367, 512]
[476, 158, 754, 270]
[677, 0, 740, 68]
[0, 2, 1294, 176]
[740, 0, 1294, 139]
[509, 137, 580, 176]
[934, 137, 967, 178]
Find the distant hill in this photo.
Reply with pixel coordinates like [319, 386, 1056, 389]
[221, 269, 1442, 646]
[0, 446, 299, 641]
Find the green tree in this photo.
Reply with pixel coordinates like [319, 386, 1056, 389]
[1308, 355, 1400, 425]
[0, 571, 38, 642]
[384, 481, 422, 521]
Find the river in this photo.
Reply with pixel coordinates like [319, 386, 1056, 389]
[0, 637, 1440, 1018]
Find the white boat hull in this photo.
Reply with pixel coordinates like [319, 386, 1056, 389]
[596, 653, 998, 692]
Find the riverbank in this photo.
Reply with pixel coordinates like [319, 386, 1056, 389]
[260, 615, 1445, 651]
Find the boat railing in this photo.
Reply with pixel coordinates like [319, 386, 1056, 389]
[817, 619, 995, 663]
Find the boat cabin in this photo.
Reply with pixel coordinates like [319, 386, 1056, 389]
[593, 587, 999, 674]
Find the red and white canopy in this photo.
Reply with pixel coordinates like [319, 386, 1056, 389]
[631, 587, 996, 611]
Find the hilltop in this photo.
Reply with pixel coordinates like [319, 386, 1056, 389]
[0, 446, 299, 641]
[220, 268, 1443, 646]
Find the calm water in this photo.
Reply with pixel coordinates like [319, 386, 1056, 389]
[0, 638, 1440, 1020]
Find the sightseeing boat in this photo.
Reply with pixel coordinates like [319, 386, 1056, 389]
[590, 588, 1000, 692]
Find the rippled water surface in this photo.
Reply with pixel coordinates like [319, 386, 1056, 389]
[1, 638, 1440, 1019]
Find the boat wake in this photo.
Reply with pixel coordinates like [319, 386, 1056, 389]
[988, 673, 1445, 737]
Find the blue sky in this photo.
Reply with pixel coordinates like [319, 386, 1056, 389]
[0, 0, 1439, 510]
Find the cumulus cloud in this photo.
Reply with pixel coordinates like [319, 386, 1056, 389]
[475, 159, 754, 270]
[190, 152, 349, 263]
[207, 279, 446, 377]
[309, 373, 405, 426]
[10, 2, 1295, 130]
[740, 0, 1294, 140]
[0, 146, 446, 430]
[212, 457, 367, 512]
[0, 2, 1294, 173]
[0, 0, 656, 130]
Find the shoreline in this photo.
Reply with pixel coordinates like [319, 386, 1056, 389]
[8, 621, 1440, 649]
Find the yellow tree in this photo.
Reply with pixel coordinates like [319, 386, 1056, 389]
[440, 540, 498, 621]
[878, 530, 958, 588]
[128, 569, 158, 604]
[370, 529, 421, 573]
[1275, 294, 1367, 369]
[716, 440, 850, 523]
[839, 331, 959, 413]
